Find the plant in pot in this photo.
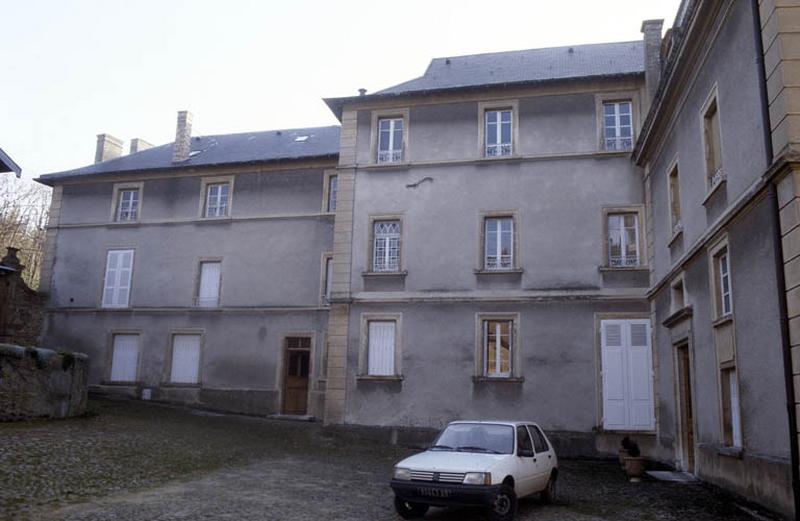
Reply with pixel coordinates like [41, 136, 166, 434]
[619, 436, 633, 467]
[622, 438, 646, 482]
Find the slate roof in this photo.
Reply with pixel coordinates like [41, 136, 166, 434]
[325, 41, 644, 119]
[37, 126, 340, 185]
[0, 147, 21, 178]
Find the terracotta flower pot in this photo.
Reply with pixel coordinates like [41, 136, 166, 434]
[618, 448, 629, 467]
[624, 456, 646, 482]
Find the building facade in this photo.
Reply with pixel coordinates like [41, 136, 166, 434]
[36, 1, 800, 516]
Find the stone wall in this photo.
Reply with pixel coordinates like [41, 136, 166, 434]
[0, 247, 45, 346]
[0, 344, 88, 421]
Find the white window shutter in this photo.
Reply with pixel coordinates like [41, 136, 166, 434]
[110, 335, 139, 381]
[627, 321, 655, 430]
[601, 322, 628, 430]
[368, 321, 395, 376]
[730, 370, 742, 447]
[103, 250, 134, 308]
[170, 334, 201, 383]
[198, 262, 221, 307]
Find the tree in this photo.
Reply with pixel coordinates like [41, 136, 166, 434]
[0, 175, 51, 289]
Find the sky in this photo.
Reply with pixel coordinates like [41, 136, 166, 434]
[1, 0, 681, 181]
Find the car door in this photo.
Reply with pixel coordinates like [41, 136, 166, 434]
[528, 424, 554, 490]
[514, 425, 540, 497]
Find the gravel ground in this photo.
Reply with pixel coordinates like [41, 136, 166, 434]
[0, 398, 780, 521]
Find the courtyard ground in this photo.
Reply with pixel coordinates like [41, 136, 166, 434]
[0, 398, 781, 520]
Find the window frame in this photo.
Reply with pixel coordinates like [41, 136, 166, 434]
[164, 330, 205, 386]
[322, 170, 338, 213]
[106, 331, 142, 384]
[195, 257, 223, 308]
[701, 84, 725, 190]
[601, 100, 634, 151]
[478, 100, 518, 158]
[595, 92, 639, 153]
[100, 248, 136, 309]
[667, 158, 682, 238]
[370, 108, 409, 165]
[708, 238, 734, 320]
[601, 205, 646, 269]
[110, 182, 144, 223]
[368, 216, 403, 273]
[720, 365, 743, 448]
[478, 211, 520, 272]
[320, 252, 333, 305]
[198, 176, 235, 219]
[358, 313, 403, 379]
[474, 313, 522, 380]
[670, 272, 687, 314]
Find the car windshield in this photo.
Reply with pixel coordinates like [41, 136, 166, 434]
[431, 423, 514, 454]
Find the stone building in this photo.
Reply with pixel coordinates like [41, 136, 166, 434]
[35, 1, 800, 516]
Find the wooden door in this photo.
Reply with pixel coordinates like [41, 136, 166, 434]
[283, 337, 310, 415]
[676, 343, 695, 472]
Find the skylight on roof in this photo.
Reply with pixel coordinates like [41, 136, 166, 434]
[294, 135, 309, 142]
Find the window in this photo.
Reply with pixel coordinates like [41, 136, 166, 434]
[196, 261, 221, 307]
[703, 91, 724, 187]
[322, 254, 333, 303]
[372, 220, 401, 272]
[516, 425, 534, 455]
[603, 101, 633, 151]
[170, 334, 201, 384]
[670, 276, 686, 314]
[714, 249, 732, 317]
[721, 367, 742, 447]
[528, 425, 550, 454]
[102, 249, 134, 308]
[116, 189, 140, 221]
[367, 320, 396, 376]
[327, 174, 338, 212]
[607, 213, 640, 267]
[483, 320, 513, 377]
[204, 183, 230, 217]
[668, 164, 682, 234]
[485, 109, 513, 157]
[600, 319, 655, 431]
[110, 334, 139, 382]
[484, 217, 514, 270]
[377, 118, 403, 163]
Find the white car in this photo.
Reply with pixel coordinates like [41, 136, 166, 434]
[390, 421, 558, 521]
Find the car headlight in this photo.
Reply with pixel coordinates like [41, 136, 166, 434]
[393, 467, 411, 481]
[463, 472, 491, 485]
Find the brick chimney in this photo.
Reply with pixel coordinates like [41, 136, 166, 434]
[172, 111, 193, 163]
[94, 134, 123, 164]
[641, 19, 665, 109]
[130, 138, 153, 154]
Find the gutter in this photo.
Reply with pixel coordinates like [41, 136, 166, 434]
[752, 0, 800, 516]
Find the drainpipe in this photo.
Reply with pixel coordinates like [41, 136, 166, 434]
[752, 0, 800, 516]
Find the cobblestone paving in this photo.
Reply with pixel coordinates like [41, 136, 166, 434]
[1, 398, 779, 520]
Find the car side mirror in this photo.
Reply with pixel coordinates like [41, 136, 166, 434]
[518, 448, 534, 458]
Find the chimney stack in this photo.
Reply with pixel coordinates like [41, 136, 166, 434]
[172, 111, 193, 163]
[641, 19, 665, 109]
[94, 134, 123, 164]
[130, 138, 153, 154]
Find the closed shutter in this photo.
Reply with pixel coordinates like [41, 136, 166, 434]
[102, 250, 134, 308]
[601, 320, 654, 431]
[110, 334, 139, 382]
[368, 321, 395, 376]
[170, 334, 201, 384]
[198, 262, 221, 307]
[729, 369, 741, 447]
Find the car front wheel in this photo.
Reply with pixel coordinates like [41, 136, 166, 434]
[393, 496, 429, 519]
[486, 484, 517, 521]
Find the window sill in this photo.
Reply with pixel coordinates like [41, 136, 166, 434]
[108, 220, 141, 227]
[663, 306, 693, 328]
[718, 446, 743, 459]
[160, 382, 201, 388]
[702, 177, 727, 206]
[476, 154, 521, 163]
[362, 270, 408, 278]
[597, 148, 633, 156]
[474, 268, 524, 275]
[472, 376, 525, 384]
[364, 161, 411, 170]
[199, 215, 233, 222]
[668, 227, 683, 247]
[598, 266, 648, 272]
[356, 375, 404, 382]
[712, 314, 733, 328]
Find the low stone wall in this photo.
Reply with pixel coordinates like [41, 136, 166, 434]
[0, 344, 88, 421]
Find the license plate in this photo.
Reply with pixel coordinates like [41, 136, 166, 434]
[418, 487, 450, 498]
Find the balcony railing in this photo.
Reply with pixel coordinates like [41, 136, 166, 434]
[377, 149, 403, 164]
[485, 144, 513, 157]
[709, 167, 726, 187]
[604, 137, 633, 151]
[609, 255, 639, 268]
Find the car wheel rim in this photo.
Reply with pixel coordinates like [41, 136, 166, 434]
[493, 494, 511, 515]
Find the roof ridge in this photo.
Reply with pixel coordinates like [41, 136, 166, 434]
[430, 40, 642, 62]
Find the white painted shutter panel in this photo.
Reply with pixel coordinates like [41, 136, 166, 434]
[368, 321, 395, 376]
[627, 321, 655, 430]
[170, 334, 201, 383]
[730, 370, 742, 447]
[601, 322, 628, 430]
[110, 335, 139, 381]
[198, 262, 221, 307]
[102, 250, 134, 308]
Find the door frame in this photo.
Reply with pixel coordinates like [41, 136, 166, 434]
[674, 339, 697, 473]
[277, 332, 316, 415]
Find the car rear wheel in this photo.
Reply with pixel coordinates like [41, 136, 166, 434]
[541, 473, 557, 504]
[393, 496, 429, 519]
[486, 484, 517, 521]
